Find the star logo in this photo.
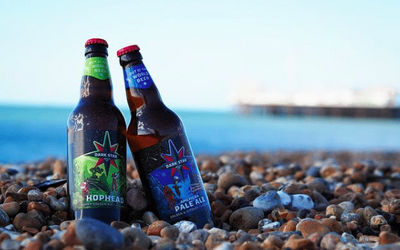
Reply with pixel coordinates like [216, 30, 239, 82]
[161, 140, 190, 178]
[87, 131, 119, 176]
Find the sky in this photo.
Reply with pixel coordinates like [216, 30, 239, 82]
[0, 0, 399, 110]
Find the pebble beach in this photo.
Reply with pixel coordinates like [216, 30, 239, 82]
[1, 151, 400, 250]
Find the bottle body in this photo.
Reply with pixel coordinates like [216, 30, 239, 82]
[118, 47, 213, 227]
[67, 39, 126, 223]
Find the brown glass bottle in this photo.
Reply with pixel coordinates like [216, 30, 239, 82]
[67, 38, 126, 223]
[117, 45, 213, 228]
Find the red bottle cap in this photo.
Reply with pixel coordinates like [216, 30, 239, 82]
[117, 45, 140, 57]
[85, 38, 108, 47]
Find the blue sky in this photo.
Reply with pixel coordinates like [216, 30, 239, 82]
[0, 0, 399, 110]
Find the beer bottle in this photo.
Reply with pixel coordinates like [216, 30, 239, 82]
[67, 38, 126, 223]
[117, 45, 213, 228]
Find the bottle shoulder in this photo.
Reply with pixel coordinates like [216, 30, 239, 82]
[67, 101, 126, 130]
[129, 104, 184, 136]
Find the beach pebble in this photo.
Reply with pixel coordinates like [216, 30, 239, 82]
[217, 172, 248, 190]
[306, 166, 320, 177]
[27, 202, 51, 215]
[143, 211, 159, 225]
[214, 242, 233, 250]
[378, 231, 400, 245]
[311, 191, 329, 211]
[200, 159, 219, 172]
[48, 196, 68, 211]
[127, 187, 147, 211]
[154, 238, 176, 249]
[148, 235, 161, 245]
[253, 191, 281, 211]
[208, 228, 229, 240]
[191, 239, 206, 250]
[282, 237, 315, 250]
[362, 206, 378, 224]
[27, 190, 43, 202]
[42, 239, 64, 250]
[259, 220, 280, 231]
[296, 218, 329, 237]
[110, 220, 130, 230]
[277, 191, 291, 207]
[0, 202, 19, 217]
[290, 194, 314, 210]
[160, 225, 180, 240]
[0, 207, 11, 226]
[249, 171, 264, 184]
[13, 212, 42, 230]
[320, 165, 339, 178]
[229, 207, 264, 230]
[320, 218, 343, 233]
[341, 212, 360, 223]
[340, 232, 358, 244]
[190, 229, 209, 242]
[320, 232, 341, 249]
[74, 218, 124, 250]
[326, 204, 344, 218]
[338, 201, 355, 213]
[121, 227, 151, 249]
[148, 220, 171, 236]
[174, 220, 197, 233]
[370, 215, 387, 229]
[1, 239, 20, 250]
[262, 235, 284, 249]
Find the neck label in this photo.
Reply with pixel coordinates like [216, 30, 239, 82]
[84, 57, 110, 80]
[124, 63, 154, 89]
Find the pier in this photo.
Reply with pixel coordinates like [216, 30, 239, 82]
[234, 87, 400, 119]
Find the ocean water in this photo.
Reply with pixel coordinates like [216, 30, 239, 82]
[0, 105, 399, 163]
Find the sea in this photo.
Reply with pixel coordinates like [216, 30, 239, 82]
[0, 105, 399, 163]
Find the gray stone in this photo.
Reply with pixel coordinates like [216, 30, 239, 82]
[290, 194, 314, 210]
[259, 221, 280, 231]
[48, 196, 68, 211]
[190, 229, 209, 242]
[208, 228, 229, 240]
[253, 191, 281, 211]
[0, 208, 10, 226]
[176, 232, 192, 245]
[340, 232, 358, 244]
[229, 207, 264, 230]
[127, 187, 147, 211]
[338, 201, 355, 213]
[217, 171, 248, 190]
[75, 218, 124, 250]
[214, 242, 233, 250]
[277, 191, 291, 207]
[148, 235, 162, 244]
[320, 232, 341, 250]
[174, 220, 197, 233]
[121, 227, 151, 249]
[341, 212, 361, 223]
[143, 211, 158, 225]
[27, 189, 43, 202]
[1, 239, 20, 250]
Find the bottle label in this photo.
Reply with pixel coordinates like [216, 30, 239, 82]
[83, 57, 111, 80]
[133, 134, 211, 223]
[69, 130, 126, 210]
[124, 63, 154, 89]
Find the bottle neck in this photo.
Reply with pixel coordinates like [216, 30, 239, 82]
[80, 52, 113, 103]
[122, 59, 163, 111]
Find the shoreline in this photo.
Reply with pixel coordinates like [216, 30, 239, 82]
[0, 151, 400, 249]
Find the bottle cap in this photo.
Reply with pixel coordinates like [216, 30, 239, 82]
[85, 38, 108, 47]
[117, 45, 140, 57]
